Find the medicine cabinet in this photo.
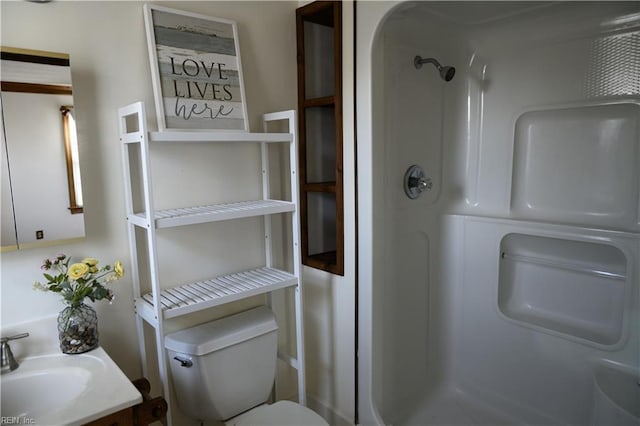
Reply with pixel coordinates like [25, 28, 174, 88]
[0, 46, 85, 251]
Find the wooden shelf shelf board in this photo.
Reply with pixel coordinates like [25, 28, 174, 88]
[129, 199, 295, 229]
[136, 267, 298, 320]
[149, 131, 292, 144]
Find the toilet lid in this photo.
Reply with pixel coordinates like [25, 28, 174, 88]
[226, 401, 328, 426]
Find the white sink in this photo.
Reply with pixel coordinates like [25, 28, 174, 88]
[2, 367, 90, 419]
[0, 347, 142, 425]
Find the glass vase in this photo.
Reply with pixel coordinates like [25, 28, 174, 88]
[57, 303, 99, 354]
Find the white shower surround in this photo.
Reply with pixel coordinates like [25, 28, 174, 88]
[357, 2, 640, 425]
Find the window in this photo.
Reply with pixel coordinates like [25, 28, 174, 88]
[60, 105, 83, 213]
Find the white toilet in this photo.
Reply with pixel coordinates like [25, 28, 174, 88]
[165, 306, 328, 425]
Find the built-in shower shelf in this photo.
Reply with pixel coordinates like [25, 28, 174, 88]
[510, 103, 639, 231]
[135, 267, 298, 322]
[128, 200, 295, 229]
[500, 253, 626, 280]
[498, 233, 628, 347]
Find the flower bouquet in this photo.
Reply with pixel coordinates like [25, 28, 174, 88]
[33, 254, 124, 354]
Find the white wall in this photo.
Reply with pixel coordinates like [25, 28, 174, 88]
[0, 0, 297, 388]
[299, 2, 356, 424]
[1, 1, 356, 424]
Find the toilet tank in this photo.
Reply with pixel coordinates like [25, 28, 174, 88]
[164, 306, 278, 421]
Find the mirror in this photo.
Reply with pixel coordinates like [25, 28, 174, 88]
[1, 46, 85, 251]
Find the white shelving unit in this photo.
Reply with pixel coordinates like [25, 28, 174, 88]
[118, 102, 305, 425]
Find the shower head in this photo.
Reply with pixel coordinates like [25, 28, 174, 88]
[440, 65, 456, 82]
[414, 56, 456, 82]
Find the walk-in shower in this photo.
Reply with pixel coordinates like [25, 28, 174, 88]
[357, 2, 640, 425]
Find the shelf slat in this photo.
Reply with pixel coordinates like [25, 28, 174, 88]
[149, 131, 292, 143]
[302, 181, 337, 193]
[129, 199, 295, 229]
[136, 267, 298, 319]
[303, 96, 335, 108]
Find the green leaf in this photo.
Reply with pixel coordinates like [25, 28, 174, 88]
[79, 287, 93, 300]
[93, 286, 108, 300]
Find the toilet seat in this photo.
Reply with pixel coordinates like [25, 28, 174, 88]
[225, 401, 328, 426]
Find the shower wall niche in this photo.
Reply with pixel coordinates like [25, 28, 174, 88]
[498, 233, 628, 347]
[503, 102, 637, 348]
[510, 102, 640, 231]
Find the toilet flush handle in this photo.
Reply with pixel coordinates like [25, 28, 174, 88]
[173, 356, 193, 368]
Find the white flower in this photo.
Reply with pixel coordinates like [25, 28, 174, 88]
[32, 281, 48, 291]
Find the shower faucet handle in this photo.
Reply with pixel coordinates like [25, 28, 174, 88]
[404, 165, 433, 199]
[412, 176, 433, 192]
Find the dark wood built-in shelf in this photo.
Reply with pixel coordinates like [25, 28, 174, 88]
[296, 0, 344, 276]
[306, 251, 338, 274]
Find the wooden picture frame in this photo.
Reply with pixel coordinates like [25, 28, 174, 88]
[143, 4, 249, 132]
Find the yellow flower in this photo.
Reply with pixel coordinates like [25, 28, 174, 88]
[82, 257, 98, 266]
[114, 261, 124, 278]
[82, 257, 99, 273]
[68, 263, 90, 280]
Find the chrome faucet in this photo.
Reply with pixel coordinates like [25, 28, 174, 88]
[403, 165, 433, 199]
[1, 333, 29, 373]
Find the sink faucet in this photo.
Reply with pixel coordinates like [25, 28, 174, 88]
[1, 333, 29, 373]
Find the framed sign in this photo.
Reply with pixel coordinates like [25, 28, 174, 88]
[143, 4, 249, 132]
